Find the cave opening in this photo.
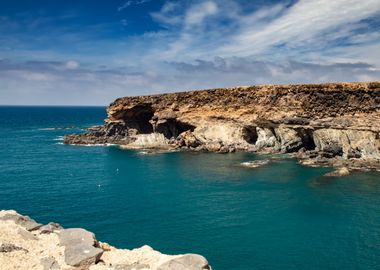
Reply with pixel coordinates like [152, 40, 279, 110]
[122, 104, 154, 134]
[297, 128, 316, 150]
[242, 126, 258, 144]
[156, 119, 196, 139]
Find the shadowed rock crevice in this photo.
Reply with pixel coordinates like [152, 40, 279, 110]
[121, 104, 154, 134]
[154, 118, 196, 139]
[242, 126, 258, 144]
[296, 128, 316, 151]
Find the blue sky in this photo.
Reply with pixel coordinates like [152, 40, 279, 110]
[1, 0, 380, 105]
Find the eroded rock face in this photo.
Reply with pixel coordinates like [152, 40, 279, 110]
[0, 210, 211, 270]
[64, 82, 380, 171]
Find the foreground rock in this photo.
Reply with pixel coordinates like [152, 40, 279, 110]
[0, 210, 211, 270]
[64, 82, 380, 171]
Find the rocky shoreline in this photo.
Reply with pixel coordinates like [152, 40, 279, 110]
[0, 210, 211, 270]
[64, 82, 380, 172]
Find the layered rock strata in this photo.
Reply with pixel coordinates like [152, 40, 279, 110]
[64, 82, 380, 171]
[0, 210, 211, 270]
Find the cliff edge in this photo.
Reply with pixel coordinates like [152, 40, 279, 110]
[0, 210, 211, 270]
[65, 82, 380, 171]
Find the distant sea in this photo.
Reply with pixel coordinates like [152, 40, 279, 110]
[0, 106, 379, 270]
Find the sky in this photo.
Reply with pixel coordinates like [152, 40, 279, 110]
[0, 0, 380, 105]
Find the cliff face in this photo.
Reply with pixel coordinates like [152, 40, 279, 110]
[65, 82, 380, 171]
[0, 210, 211, 270]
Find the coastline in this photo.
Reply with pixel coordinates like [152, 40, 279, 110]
[0, 210, 211, 270]
[64, 82, 380, 173]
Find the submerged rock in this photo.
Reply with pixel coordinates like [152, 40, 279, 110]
[324, 167, 350, 177]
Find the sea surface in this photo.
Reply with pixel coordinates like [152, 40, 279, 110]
[0, 106, 379, 270]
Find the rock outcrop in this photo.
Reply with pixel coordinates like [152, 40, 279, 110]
[64, 82, 380, 171]
[0, 210, 211, 270]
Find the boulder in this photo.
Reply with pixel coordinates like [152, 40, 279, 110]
[59, 228, 103, 267]
[158, 254, 211, 270]
[59, 228, 97, 247]
[64, 243, 103, 267]
[39, 222, 62, 234]
[0, 213, 42, 231]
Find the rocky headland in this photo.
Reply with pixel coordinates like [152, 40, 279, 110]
[0, 210, 211, 270]
[64, 82, 380, 172]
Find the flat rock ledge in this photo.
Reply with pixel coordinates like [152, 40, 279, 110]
[0, 210, 211, 270]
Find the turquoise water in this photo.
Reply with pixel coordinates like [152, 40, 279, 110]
[0, 106, 379, 270]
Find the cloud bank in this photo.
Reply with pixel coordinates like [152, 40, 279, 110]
[0, 0, 379, 105]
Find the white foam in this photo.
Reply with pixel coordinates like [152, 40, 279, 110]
[68, 143, 117, 147]
[241, 160, 270, 168]
[38, 127, 56, 131]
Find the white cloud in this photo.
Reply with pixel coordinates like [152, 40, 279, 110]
[147, 0, 380, 65]
[65, 60, 80, 70]
[150, 2, 182, 26]
[118, 0, 151, 11]
[1, 58, 378, 105]
[218, 0, 380, 57]
[1, 0, 380, 105]
[184, 1, 218, 27]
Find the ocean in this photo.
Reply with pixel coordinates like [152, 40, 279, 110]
[0, 106, 379, 270]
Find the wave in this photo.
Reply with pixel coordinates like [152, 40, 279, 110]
[53, 136, 64, 141]
[137, 149, 180, 155]
[38, 128, 57, 131]
[240, 160, 270, 168]
[38, 126, 78, 131]
[67, 143, 117, 147]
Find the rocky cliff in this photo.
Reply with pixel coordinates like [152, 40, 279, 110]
[0, 210, 211, 270]
[65, 82, 380, 171]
